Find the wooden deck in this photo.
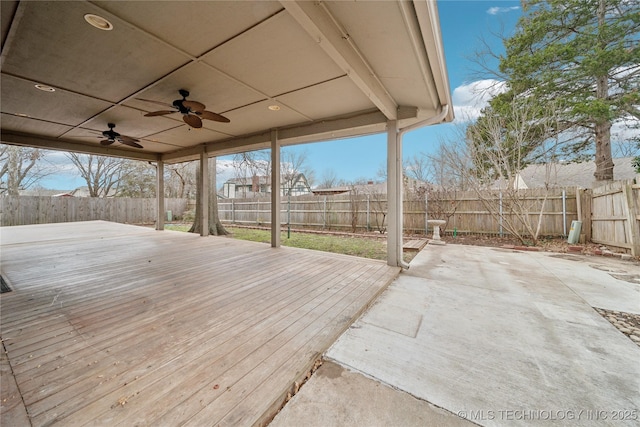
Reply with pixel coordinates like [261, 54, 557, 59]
[0, 221, 399, 426]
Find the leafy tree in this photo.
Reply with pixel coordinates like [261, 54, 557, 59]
[0, 145, 48, 195]
[496, 0, 640, 181]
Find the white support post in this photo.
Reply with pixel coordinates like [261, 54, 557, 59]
[386, 120, 402, 267]
[200, 148, 209, 237]
[156, 159, 164, 231]
[271, 130, 281, 248]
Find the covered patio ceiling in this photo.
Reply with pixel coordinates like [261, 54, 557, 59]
[0, 0, 453, 163]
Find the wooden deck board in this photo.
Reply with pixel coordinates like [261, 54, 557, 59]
[1, 340, 30, 427]
[0, 221, 399, 426]
[403, 238, 429, 252]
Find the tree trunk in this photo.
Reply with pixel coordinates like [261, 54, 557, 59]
[594, 117, 614, 182]
[593, 0, 614, 182]
[189, 157, 229, 236]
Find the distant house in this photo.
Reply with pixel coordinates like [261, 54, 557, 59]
[222, 174, 311, 198]
[513, 157, 638, 189]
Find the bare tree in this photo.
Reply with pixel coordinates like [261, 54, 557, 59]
[436, 100, 560, 245]
[316, 168, 339, 189]
[230, 147, 315, 197]
[404, 154, 431, 183]
[165, 162, 197, 198]
[0, 145, 48, 195]
[281, 148, 314, 194]
[347, 184, 360, 233]
[231, 151, 270, 197]
[357, 185, 386, 234]
[66, 153, 131, 197]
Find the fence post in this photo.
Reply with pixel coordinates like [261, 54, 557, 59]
[580, 189, 592, 242]
[562, 189, 567, 236]
[323, 196, 327, 229]
[366, 194, 370, 232]
[622, 183, 640, 257]
[499, 192, 503, 237]
[424, 192, 428, 234]
[231, 200, 235, 223]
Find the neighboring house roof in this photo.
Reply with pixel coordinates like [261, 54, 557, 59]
[225, 173, 309, 186]
[519, 157, 638, 189]
[225, 176, 270, 186]
[352, 182, 388, 194]
[311, 187, 350, 195]
[18, 189, 74, 197]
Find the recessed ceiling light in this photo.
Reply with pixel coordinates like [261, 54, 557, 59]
[84, 14, 113, 31]
[34, 84, 55, 92]
[268, 105, 281, 111]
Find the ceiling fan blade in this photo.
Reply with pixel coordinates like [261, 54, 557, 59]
[119, 135, 139, 143]
[145, 110, 175, 117]
[100, 139, 115, 146]
[183, 114, 202, 128]
[136, 98, 173, 108]
[182, 100, 205, 112]
[200, 110, 231, 123]
[119, 138, 143, 149]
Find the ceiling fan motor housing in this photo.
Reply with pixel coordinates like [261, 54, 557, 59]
[172, 99, 189, 114]
[103, 123, 119, 139]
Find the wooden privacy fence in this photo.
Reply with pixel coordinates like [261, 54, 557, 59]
[4, 178, 637, 254]
[218, 188, 579, 237]
[590, 178, 640, 256]
[0, 196, 189, 226]
[435, 188, 577, 237]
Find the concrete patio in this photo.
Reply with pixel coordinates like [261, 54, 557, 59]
[272, 244, 640, 426]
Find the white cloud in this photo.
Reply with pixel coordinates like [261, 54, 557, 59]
[487, 6, 520, 15]
[611, 117, 640, 158]
[451, 79, 507, 123]
[215, 158, 237, 183]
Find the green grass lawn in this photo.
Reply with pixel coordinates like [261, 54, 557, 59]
[164, 224, 408, 262]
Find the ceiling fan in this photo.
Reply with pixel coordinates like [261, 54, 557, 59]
[99, 123, 143, 148]
[139, 89, 230, 128]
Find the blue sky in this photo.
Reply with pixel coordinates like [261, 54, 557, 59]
[40, 1, 523, 190]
